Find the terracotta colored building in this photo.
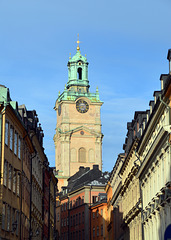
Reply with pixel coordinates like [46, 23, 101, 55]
[90, 194, 108, 240]
[58, 165, 109, 240]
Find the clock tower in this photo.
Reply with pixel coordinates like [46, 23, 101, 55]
[54, 40, 103, 188]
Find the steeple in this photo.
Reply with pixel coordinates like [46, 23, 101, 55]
[67, 35, 89, 93]
[57, 36, 102, 103]
[54, 37, 103, 189]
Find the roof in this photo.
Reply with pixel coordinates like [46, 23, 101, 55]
[66, 165, 109, 193]
[68, 50, 87, 64]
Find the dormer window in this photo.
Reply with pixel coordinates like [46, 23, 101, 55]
[77, 68, 82, 80]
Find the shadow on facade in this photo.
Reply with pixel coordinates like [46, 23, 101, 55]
[58, 203, 131, 240]
[113, 208, 130, 240]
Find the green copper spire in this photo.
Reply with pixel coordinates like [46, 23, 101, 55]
[66, 34, 89, 92]
[57, 36, 102, 103]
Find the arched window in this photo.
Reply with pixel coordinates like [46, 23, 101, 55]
[78, 148, 86, 163]
[77, 68, 82, 80]
[71, 148, 77, 162]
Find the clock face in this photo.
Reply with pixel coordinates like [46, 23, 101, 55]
[58, 104, 61, 116]
[76, 100, 89, 113]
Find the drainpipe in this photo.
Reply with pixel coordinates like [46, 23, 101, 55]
[29, 152, 36, 240]
[0, 106, 3, 233]
[29, 132, 36, 240]
[48, 174, 51, 240]
[89, 185, 92, 240]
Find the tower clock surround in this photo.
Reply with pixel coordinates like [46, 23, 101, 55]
[54, 39, 103, 189]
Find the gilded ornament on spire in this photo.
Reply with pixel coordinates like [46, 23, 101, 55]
[76, 33, 81, 51]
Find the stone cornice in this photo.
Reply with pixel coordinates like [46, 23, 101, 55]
[120, 139, 138, 175]
[123, 199, 141, 224]
[121, 165, 139, 196]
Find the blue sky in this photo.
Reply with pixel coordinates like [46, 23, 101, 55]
[0, 0, 171, 172]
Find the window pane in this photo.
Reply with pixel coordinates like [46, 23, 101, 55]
[8, 165, 12, 190]
[5, 121, 9, 145]
[18, 136, 21, 159]
[7, 205, 11, 231]
[10, 127, 13, 150]
[2, 203, 6, 230]
[3, 160, 7, 186]
[14, 132, 18, 155]
[17, 173, 20, 196]
[16, 211, 19, 235]
[13, 170, 16, 193]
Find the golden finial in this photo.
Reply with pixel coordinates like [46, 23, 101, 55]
[76, 33, 81, 51]
[69, 53, 71, 59]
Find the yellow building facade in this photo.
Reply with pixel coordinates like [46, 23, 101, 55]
[0, 86, 34, 239]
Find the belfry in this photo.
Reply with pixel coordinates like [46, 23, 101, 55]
[54, 36, 103, 188]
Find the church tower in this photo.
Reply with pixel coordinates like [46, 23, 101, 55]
[54, 38, 103, 188]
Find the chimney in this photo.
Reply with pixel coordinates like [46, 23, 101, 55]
[93, 165, 99, 170]
[167, 49, 171, 74]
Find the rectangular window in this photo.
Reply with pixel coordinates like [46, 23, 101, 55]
[97, 226, 99, 236]
[7, 205, 11, 231]
[5, 121, 9, 145]
[93, 212, 95, 219]
[3, 160, 8, 186]
[2, 203, 6, 230]
[73, 215, 75, 226]
[18, 136, 21, 159]
[13, 170, 16, 193]
[14, 132, 18, 155]
[8, 165, 12, 190]
[10, 127, 13, 150]
[17, 173, 20, 196]
[96, 210, 99, 218]
[82, 211, 84, 223]
[92, 196, 97, 203]
[101, 224, 103, 236]
[79, 213, 81, 224]
[82, 196, 84, 204]
[70, 216, 72, 226]
[82, 229, 85, 240]
[101, 209, 103, 217]
[70, 200, 72, 209]
[12, 208, 15, 231]
[76, 214, 78, 225]
[16, 211, 19, 235]
[93, 227, 95, 238]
